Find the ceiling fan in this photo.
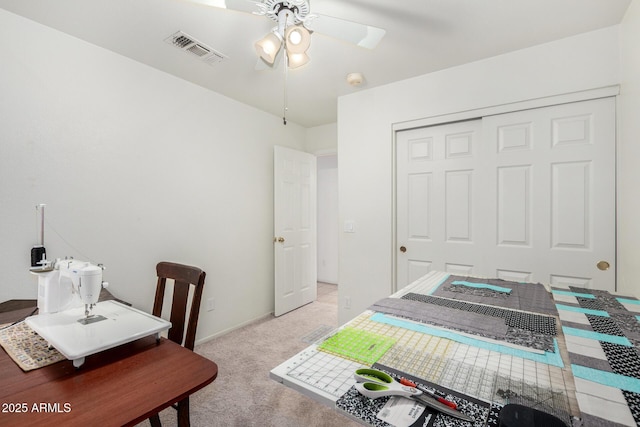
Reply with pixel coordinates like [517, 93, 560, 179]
[188, 0, 385, 124]
[192, 0, 386, 69]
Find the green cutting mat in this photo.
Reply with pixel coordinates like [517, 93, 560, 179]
[317, 327, 396, 365]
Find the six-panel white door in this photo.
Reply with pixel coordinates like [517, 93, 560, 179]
[396, 98, 616, 291]
[274, 146, 317, 316]
[397, 119, 484, 286]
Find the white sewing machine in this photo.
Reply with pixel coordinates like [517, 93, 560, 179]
[32, 258, 108, 324]
[27, 258, 171, 368]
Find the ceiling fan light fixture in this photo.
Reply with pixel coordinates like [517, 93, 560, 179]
[287, 51, 310, 69]
[284, 25, 311, 54]
[254, 31, 282, 64]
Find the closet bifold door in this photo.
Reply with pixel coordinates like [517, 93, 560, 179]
[395, 97, 616, 292]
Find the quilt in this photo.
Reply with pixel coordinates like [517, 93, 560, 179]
[552, 286, 640, 427]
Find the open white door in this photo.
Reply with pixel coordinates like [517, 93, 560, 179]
[274, 146, 317, 316]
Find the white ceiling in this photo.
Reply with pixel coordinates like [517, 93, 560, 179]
[0, 0, 631, 127]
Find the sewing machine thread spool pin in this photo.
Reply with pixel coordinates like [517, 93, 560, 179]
[30, 204, 52, 271]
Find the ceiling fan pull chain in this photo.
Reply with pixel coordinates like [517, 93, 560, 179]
[283, 39, 288, 125]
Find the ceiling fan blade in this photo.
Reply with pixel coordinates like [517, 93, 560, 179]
[189, 0, 260, 14]
[190, 0, 385, 49]
[305, 14, 385, 49]
[255, 57, 270, 70]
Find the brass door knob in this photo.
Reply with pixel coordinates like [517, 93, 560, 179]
[597, 261, 610, 271]
[277, 237, 285, 243]
[400, 246, 407, 253]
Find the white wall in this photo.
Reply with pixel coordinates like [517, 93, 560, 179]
[618, 0, 640, 296]
[0, 9, 307, 342]
[305, 123, 337, 154]
[317, 155, 338, 284]
[337, 26, 622, 325]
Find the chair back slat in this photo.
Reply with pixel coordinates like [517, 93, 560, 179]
[152, 262, 206, 351]
[152, 277, 167, 318]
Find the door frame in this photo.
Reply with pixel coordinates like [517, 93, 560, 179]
[390, 85, 620, 293]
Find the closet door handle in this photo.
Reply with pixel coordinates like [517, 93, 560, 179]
[400, 246, 407, 253]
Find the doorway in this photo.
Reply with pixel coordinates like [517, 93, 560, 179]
[317, 154, 338, 285]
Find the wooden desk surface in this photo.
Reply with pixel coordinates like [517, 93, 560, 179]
[0, 314, 218, 426]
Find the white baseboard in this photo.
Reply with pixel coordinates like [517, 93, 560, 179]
[195, 311, 274, 346]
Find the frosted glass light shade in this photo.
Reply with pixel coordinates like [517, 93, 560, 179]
[287, 51, 310, 69]
[254, 32, 282, 64]
[285, 25, 311, 54]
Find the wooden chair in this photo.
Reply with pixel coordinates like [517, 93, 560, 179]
[149, 261, 206, 427]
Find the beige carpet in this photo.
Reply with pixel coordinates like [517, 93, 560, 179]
[141, 284, 361, 427]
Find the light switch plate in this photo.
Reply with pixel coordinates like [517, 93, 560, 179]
[344, 220, 356, 233]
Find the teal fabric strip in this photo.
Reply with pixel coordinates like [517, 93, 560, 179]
[451, 280, 512, 294]
[370, 312, 564, 368]
[428, 274, 450, 295]
[562, 326, 632, 347]
[556, 304, 609, 317]
[572, 364, 640, 393]
[617, 297, 640, 306]
[552, 290, 595, 299]
[636, 316, 640, 323]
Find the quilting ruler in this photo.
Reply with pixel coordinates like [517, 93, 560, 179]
[283, 306, 577, 424]
[284, 345, 365, 399]
[361, 312, 576, 419]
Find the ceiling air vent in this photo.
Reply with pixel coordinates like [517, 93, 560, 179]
[164, 31, 228, 66]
